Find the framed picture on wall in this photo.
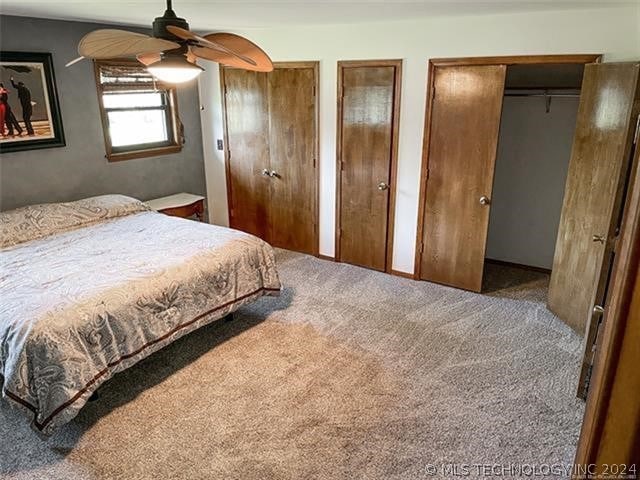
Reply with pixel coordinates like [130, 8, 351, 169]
[0, 51, 65, 153]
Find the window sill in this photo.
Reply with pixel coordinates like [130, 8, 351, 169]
[106, 144, 182, 162]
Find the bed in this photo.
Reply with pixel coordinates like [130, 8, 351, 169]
[0, 195, 281, 436]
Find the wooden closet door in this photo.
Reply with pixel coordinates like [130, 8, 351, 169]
[267, 67, 317, 255]
[419, 65, 506, 291]
[549, 63, 640, 336]
[223, 69, 271, 239]
[338, 63, 400, 271]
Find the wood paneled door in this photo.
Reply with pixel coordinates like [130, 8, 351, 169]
[221, 62, 319, 255]
[222, 69, 270, 240]
[417, 64, 506, 291]
[574, 137, 640, 468]
[548, 63, 639, 346]
[336, 60, 402, 272]
[414, 55, 602, 292]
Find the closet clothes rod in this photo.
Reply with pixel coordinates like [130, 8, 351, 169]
[503, 89, 581, 113]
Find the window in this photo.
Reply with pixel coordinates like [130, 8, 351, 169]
[94, 60, 182, 161]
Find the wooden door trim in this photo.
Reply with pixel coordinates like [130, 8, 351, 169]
[272, 61, 318, 69]
[430, 54, 602, 67]
[336, 59, 404, 69]
[414, 54, 602, 279]
[219, 67, 233, 228]
[335, 59, 403, 272]
[220, 61, 320, 257]
[574, 128, 640, 470]
[413, 59, 436, 280]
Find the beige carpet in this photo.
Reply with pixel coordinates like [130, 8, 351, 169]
[0, 250, 585, 479]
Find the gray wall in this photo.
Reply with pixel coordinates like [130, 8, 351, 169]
[0, 15, 205, 211]
[486, 96, 579, 270]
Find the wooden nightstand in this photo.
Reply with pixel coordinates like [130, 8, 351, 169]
[146, 193, 205, 221]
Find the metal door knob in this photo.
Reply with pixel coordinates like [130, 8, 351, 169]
[261, 168, 270, 177]
[479, 196, 490, 205]
[377, 182, 389, 191]
[592, 234, 605, 244]
[593, 305, 605, 314]
[269, 170, 280, 178]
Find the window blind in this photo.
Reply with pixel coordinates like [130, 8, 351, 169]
[97, 64, 160, 92]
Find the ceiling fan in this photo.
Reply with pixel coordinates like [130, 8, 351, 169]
[66, 0, 273, 83]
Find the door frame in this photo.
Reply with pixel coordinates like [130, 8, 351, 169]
[220, 61, 321, 256]
[413, 54, 602, 279]
[335, 59, 403, 273]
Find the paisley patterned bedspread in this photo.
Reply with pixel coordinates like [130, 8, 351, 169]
[0, 195, 281, 436]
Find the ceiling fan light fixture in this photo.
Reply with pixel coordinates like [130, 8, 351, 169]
[147, 54, 204, 84]
[68, 1, 273, 75]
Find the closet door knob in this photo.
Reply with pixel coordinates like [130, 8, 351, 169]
[592, 234, 605, 244]
[261, 168, 270, 177]
[270, 170, 280, 179]
[377, 182, 389, 191]
[479, 196, 490, 205]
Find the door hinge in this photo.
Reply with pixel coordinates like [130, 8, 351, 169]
[580, 364, 593, 399]
[634, 113, 640, 145]
[312, 85, 316, 97]
[580, 305, 606, 398]
[419, 242, 425, 254]
[426, 168, 430, 180]
[228, 149, 231, 161]
[313, 157, 317, 168]
[341, 160, 346, 171]
[338, 228, 343, 238]
[431, 86, 436, 100]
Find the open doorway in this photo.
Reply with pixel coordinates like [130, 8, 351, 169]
[484, 63, 584, 293]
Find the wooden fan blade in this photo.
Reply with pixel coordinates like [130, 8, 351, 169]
[137, 52, 162, 66]
[186, 50, 198, 64]
[193, 33, 273, 72]
[78, 29, 180, 59]
[165, 25, 198, 42]
[166, 26, 257, 68]
[65, 56, 85, 67]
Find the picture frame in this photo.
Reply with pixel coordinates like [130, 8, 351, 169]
[0, 51, 65, 153]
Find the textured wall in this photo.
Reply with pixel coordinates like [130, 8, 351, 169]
[0, 15, 205, 211]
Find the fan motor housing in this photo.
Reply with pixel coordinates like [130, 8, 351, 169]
[153, 9, 189, 40]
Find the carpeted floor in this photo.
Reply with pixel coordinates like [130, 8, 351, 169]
[0, 249, 585, 480]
